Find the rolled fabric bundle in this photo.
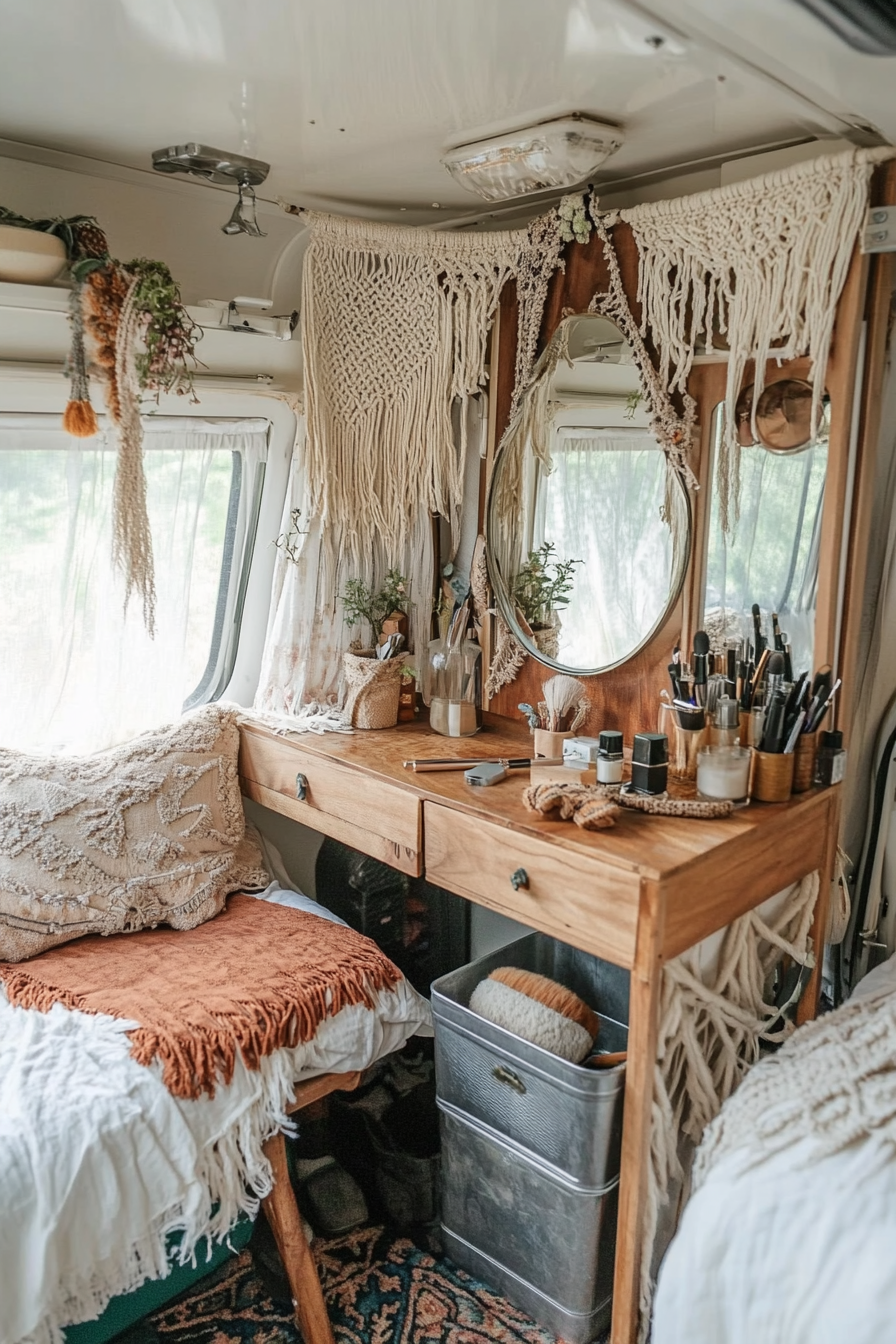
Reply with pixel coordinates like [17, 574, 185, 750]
[469, 965, 599, 1064]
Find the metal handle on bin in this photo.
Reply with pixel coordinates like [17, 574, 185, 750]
[492, 1064, 526, 1095]
[295, 772, 308, 802]
[510, 867, 529, 891]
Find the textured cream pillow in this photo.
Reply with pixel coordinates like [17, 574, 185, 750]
[0, 705, 269, 963]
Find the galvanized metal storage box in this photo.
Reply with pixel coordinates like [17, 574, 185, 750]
[431, 932, 629, 1190]
[440, 1107, 618, 1343]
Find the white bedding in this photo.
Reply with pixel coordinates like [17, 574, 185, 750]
[0, 884, 432, 1344]
[652, 958, 896, 1344]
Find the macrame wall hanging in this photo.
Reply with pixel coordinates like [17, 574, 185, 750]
[298, 210, 564, 569]
[617, 146, 894, 532]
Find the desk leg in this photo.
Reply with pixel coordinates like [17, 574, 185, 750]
[262, 1130, 336, 1344]
[610, 879, 665, 1344]
[797, 789, 842, 1025]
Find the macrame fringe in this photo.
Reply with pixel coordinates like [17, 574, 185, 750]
[618, 147, 895, 531]
[641, 871, 819, 1339]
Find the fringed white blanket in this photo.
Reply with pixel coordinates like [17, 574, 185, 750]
[652, 958, 896, 1344]
[1, 890, 431, 1344]
[619, 146, 895, 529]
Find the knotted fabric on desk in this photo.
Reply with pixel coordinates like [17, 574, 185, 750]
[0, 893, 402, 1099]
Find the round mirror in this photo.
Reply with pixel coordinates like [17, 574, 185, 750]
[487, 314, 691, 675]
[735, 378, 828, 453]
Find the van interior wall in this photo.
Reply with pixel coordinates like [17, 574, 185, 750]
[0, 148, 306, 309]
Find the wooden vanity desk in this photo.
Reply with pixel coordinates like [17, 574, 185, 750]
[239, 717, 840, 1344]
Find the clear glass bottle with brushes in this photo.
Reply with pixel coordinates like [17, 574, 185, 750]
[422, 595, 482, 737]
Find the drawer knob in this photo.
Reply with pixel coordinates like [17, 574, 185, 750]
[492, 1065, 526, 1095]
[509, 867, 529, 891]
[295, 772, 309, 802]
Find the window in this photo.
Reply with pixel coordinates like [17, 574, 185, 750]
[0, 414, 270, 753]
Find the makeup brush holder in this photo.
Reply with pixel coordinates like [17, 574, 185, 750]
[670, 724, 707, 781]
[791, 730, 819, 793]
[750, 750, 794, 803]
[534, 728, 574, 759]
[342, 649, 403, 730]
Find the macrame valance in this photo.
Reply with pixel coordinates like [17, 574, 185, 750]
[617, 146, 895, 530]
[299, 211, 562, 567]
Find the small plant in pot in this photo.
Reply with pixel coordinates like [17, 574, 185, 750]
[338, 570, 410, 729]
[0, 206, 109, 285]
[511, 542, 582, 657]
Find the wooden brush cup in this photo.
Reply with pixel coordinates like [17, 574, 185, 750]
[750, 750, 795, 803]
[534, 728, 574, 759]
[792, 730, 819, 793]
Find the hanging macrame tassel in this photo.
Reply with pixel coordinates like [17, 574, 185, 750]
[63, 284, 99, 438]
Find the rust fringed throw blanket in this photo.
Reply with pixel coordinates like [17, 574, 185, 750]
[0, 893, 402, 1100]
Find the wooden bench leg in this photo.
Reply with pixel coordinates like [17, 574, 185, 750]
[262, 1130, 335, 1344]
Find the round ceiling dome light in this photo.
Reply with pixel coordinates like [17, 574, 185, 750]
[441, 115, 624, 203]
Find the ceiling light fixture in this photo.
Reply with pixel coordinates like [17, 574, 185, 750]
[151, 143, 271, 237]
[441, 115, 624, 203]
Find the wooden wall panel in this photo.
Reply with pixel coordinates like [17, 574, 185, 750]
[484, 179, 887, 746]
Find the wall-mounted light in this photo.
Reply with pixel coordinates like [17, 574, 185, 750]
[441, 116, 624, 203]
[152, 143, 271, 237]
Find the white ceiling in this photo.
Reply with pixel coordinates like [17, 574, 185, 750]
[0, 0, 893, 227]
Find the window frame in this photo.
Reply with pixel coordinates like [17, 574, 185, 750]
[0, 372, 295, 711]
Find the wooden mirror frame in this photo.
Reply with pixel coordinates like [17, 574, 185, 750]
[482, 160, 896, 749]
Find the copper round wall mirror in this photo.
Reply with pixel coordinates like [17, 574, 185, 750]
[735, 378, 827, 453]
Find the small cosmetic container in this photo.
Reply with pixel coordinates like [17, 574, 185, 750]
[631, 732, 668, 795]
[815, 730, 847, 786]
[596, 730, 624, 784]
[563, 736, 602, 766]
[710, 697, 740, 748]
[696, 745, 751, 805]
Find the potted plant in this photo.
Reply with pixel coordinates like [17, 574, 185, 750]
[338, 570, 410, 729]
[511, 542, 582, 659]
[0, 206, 108, 285]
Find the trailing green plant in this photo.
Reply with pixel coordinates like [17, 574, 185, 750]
[339, 568, 409, 644]
[511, 542, 582, 628]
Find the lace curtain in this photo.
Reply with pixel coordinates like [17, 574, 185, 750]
[255, 400, 487, 716]
[0, 415, 268, 754]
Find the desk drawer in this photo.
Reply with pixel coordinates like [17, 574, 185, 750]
[239, 731, 422, 875]
[423, 803, 638, 966]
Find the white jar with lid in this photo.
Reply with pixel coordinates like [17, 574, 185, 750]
[596, 730, 624, 784]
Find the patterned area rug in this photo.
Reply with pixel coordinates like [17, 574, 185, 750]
[149, 1225, 562, 1344]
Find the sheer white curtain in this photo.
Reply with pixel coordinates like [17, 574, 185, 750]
[255, 400, 488, 717]
[0, 415, 268, 755]
[529, 429, 674, 668]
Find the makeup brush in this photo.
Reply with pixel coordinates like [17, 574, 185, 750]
[752, 603, 765, 659]
[543, 674, 588, 733]
[693, 631, 710, 707]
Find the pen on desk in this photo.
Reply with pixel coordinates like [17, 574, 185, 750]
[403, 756, 567, 772]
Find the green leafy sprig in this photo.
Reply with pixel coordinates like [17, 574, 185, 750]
[512, 542, 582, 628]
[339, 569, 409, 644]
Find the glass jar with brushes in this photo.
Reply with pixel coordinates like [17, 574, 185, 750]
[422, 595, 481, 737]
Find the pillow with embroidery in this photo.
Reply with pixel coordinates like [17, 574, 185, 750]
[0, 705, 269, 963]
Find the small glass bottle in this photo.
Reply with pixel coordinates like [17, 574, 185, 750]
[815, 730, 847, 786]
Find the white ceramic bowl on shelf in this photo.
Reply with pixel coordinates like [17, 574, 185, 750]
[0, 226, 67, 284]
